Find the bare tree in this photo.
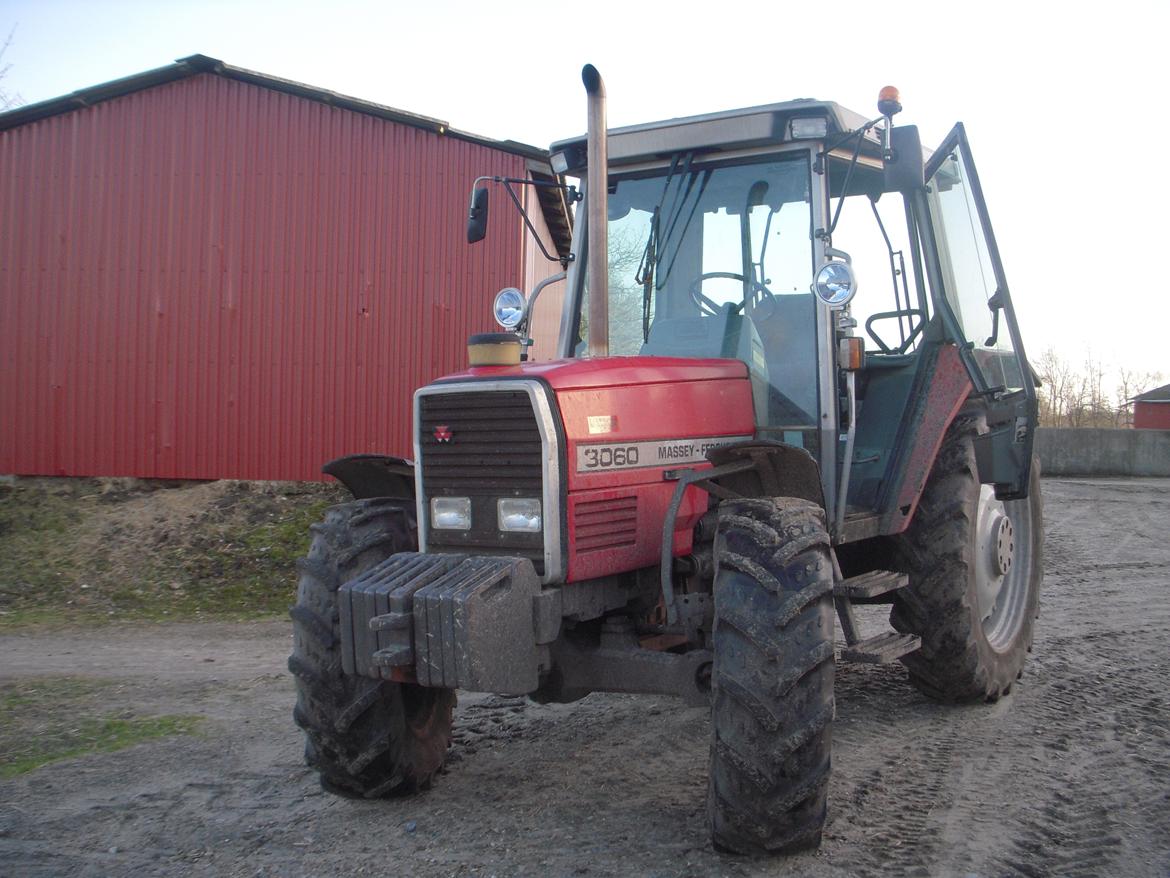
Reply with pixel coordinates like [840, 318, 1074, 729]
[1072, 352, 1112, 428]
[1037, 346, 1163, 429]
[0, 25, 23, 110]
[577, 228, 651, 355]
[1036, 347, 1076, 427]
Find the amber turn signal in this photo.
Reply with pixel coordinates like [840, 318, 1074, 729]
[838, 337, 865, 371]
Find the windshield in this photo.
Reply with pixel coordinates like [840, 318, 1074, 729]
[576, 152, 820, 435]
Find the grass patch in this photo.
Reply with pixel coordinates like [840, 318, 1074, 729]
[0, 481, 88, 608]
[0, 477, 347, 627]
[145, 495, 337, 618]
[0, 677, 202, 778]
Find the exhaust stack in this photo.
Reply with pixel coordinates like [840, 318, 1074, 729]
[582, 64, 608, 358]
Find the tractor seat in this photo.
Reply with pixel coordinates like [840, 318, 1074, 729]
[641, 305, 770, 420]
[749, 294, 818, 425]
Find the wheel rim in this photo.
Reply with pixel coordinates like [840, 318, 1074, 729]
[975, 485, 1033, 650]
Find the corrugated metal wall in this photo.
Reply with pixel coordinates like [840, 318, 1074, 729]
[0, 73, 533, 480]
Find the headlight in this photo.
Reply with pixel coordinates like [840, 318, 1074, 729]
[493, 287, 525, 329]
[498, 498, 541, 533]
[813, 261, 857, 307]
[431, 497, 471, 530]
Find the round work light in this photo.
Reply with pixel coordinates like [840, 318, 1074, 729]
[492, 287, 526, 329]
[813, 262, 858, 308]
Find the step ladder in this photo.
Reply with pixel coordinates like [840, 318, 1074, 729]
[832, 562, 921, 664]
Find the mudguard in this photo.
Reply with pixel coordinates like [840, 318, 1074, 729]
[705, 439, 825, 506]
[322, 454, 414, 500]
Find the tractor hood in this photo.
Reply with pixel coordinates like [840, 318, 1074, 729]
[434, 356, 758, 487]
[424, 355, 757, 582]
[436, 355, 748, 391]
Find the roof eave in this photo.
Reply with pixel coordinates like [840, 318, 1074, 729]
[1131, 382, 1170, 403]
[0, 53, 548, 161]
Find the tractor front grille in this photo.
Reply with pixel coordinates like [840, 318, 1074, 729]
[418, 388, 549, 575]
[419, 391, 543, 492]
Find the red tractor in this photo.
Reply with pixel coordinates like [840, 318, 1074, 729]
[290, 66, 1042, 854]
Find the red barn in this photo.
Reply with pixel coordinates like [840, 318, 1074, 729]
[0, 55, 571, 481]
[1133, 383, 1170, 430]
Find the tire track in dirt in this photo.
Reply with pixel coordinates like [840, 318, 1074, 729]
[834, 734, 960, 877]
[822, 479, 1170, 877]
[827, 660, 964, 877]
[990, 675, 1125, 877]
[448, 694, 535, 760]
[988, 607, 1169, 877]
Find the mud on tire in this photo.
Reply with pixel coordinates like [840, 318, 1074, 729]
[891, 414, 1043, 703]
[289, 498, 455, 797]
[708, 497, 836, 855]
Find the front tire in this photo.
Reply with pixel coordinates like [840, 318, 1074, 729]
[289, 498, 456, 797]
[707, 498, 836, 855]
[891, 414, 1044, 702]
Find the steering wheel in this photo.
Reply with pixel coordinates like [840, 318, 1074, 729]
[688, 272, 776, 317]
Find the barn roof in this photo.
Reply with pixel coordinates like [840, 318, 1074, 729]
[0, 54, 572, 257]
[0, 54, 543, 157]
[1132, 382, 1170, 403]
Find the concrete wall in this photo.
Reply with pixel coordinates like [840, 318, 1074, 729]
[1035, 428, 1170, 476]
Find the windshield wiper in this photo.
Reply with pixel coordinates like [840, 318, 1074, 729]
[635, 153, 710, 339]
[636, 206, 658, 342]
[819, 116, 884, 237]
[635, 155, 684, 340]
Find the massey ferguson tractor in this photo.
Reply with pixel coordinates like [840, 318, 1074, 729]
[289, 65, 1042, 855]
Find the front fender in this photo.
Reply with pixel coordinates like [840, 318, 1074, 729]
[705, 439, 825, 507]
[322, 454, 415, 501]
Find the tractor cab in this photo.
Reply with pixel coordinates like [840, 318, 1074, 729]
[532, 89, 1037, 537]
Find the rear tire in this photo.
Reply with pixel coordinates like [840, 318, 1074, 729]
[708, 497, 835, 855]
[289, 498, 455, 797]
[891, 415, 1043, 702]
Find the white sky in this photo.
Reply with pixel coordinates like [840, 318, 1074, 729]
[3, 0, 1168, 386]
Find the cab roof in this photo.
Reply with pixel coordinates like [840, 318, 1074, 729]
[550, 98, 881, 173]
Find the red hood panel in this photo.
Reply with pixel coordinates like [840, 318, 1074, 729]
[437, 356, 748, 391]
[425, 355, 756, 584]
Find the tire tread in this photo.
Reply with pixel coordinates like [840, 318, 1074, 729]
[890, 415, 1043, 702]
[289, 499, 455, 798]
[708, 497, 835, 856]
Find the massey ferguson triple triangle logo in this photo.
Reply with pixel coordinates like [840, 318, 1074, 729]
[433, 425, 453, 443]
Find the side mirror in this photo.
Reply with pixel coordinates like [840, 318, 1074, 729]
[883, 125, 924, 193]
[467, 187, 489, 243]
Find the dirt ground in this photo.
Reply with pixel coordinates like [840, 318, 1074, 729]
[0, 476, 344, 624]
[1, 477, 1168, 877]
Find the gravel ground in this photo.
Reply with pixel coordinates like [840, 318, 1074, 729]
[1, 478, 1167, 877]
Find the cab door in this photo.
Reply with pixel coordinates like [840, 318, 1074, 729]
[919, 123, 1037, 499]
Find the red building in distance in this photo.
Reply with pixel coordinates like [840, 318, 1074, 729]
[1132, 383, 1170, 430]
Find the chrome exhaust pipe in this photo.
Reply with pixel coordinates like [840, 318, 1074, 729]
[582, 64, 608, 358]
